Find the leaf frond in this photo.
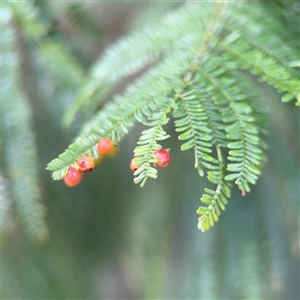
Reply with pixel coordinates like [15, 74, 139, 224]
[173, 88, 217, 177]
[221, 3, 300, 104]
[44, 1, 298, 232]
[2, 6, 49, 243]
[196, 149, 231, 232]
[133, 100, 171, 187]
[47, 39, 201, 179]
[196, 58, 266, 193]
[7, 0, 86, 128]
[63, 2, 217, 125]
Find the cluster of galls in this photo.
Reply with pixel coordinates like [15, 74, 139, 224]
[130, 149, 171, 171]
[64, 138, 114, 187]
[64, 139, 171, 187]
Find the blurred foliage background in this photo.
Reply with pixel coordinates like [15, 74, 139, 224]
[1, 1, 299, 299]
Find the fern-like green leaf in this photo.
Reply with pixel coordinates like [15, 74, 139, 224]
[173, 88, 216, 177]
[196, 152, 232, 232]
[46, 1, 298, 232]
[133, 99, 171, 187]
[47, 33, 208, 179]
[2, 6, 49, 243]
[195, 58, 266, 194]
[7, 0, 85, 128]
[221, 3, 300, 104]
[63, 3, 217, 125]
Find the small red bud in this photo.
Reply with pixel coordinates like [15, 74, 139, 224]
[77, 156, 95, 173]
[97, 138, 115, 155]
[154, 149, 171, 168]
[64, 166, 82, 187]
